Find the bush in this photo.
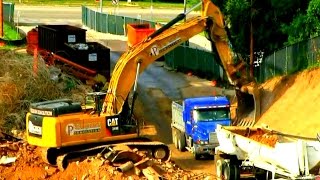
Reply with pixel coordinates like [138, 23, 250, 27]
[0, 50, 87, 133]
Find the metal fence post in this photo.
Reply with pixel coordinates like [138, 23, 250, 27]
[106, 14, 109, 33]
[95, 11, 97, 31]
[285, 46, 288, 75]
[124, 16, 126, 36]
[114, 15, 119, 35]
[273, 51, 276, 76]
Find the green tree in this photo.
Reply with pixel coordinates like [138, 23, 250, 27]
[210, 0, 309, 54]
[282, 0, 320, 44]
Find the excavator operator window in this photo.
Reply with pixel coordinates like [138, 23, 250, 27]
[85, 92, 106, 115]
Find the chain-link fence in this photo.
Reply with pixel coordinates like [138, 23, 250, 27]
[256, 36, 320, 82]
[82, 6, 320, 84]
[82, 6, 223, 80]
[82, 6, 155, 36]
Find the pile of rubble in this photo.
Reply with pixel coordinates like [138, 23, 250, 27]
[0, 134, 214, 180]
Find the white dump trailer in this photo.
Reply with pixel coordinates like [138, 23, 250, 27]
[215, 125, 320, 180]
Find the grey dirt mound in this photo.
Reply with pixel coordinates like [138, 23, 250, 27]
[256, 67, 320, 138]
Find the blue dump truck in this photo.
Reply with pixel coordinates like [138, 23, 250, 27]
[171, 96, 232, 159]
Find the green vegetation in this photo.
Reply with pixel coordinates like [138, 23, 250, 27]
[3, 23, 22, 40]
[0, 50, 86, 132]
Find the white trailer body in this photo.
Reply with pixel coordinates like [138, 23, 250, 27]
[215, 125, 320, 179]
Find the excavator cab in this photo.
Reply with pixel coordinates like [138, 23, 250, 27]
[85, 92, 106, 116]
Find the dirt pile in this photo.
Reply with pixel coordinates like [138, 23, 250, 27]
[0, 138, 213, 180]
[257, 67, 320, 138]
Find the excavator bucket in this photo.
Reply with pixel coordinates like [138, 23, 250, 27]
[199, 0, 261, 126]
[233, 83, 260, 127]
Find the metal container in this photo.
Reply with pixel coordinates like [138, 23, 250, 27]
[38, 25, 86, 53]
[63, 42, 111, 81]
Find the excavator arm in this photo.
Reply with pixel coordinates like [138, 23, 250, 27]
[102, 0, 260, 126]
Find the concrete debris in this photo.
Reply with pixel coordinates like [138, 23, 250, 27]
[99, 145, 215, 180]
[142, 166, 161, 180]
[116, 161, 134, 172]
[0, 139, 214, 179]
[0, 156, 17, 165]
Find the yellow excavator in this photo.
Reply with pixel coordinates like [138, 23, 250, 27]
[26, 0, 260, 169]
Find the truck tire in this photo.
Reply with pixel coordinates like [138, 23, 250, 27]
[177, 131, 186, 151]
[194, 152, 201, 160]
[254, 169, 268, 179]
[172, 129, 178, 149]
[223, 160, 240, 180]
[232, 164, 240, 180]
[223, 160, 232, 180]
[215, 159, 225, 179]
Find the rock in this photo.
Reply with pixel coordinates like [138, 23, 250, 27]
[134, 167, 141, 176]
[165, 162, 173, 169]
[108, 167, 114, 174]
[81, 173, 89, 180]
[46, 167, 58, 176]
[203, 175, 214, 180]
[183, 175, 188, 180]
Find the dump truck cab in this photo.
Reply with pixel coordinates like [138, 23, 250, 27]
[171, 96, 231, 159]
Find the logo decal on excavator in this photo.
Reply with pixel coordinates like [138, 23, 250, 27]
[107, 117, 118, 127]
[150, 45, 159, 56]
[66, 123, 101, 136]
[150, 38, 181, 57]
[159, 38, 181, 54]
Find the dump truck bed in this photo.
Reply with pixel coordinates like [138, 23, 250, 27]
[215, 125, 320, 179]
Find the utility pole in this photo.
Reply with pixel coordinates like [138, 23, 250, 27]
[184, 0, 189, 46]
[0, 0, 3, 37]
[99, 0, 102, 13]
[150, 0, 153, 21]
[250, 0, 254, 77]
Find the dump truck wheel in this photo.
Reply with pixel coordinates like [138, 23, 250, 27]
[233, 164, 240, 180]
[177, 131, 186, 152]
[223, 160, 239, 180]
[223, 160, 232, 180]
[194, 152, 201, 160]
[216, 159, 226, 179]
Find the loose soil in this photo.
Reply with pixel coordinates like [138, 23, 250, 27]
[257, 67, 320, 138]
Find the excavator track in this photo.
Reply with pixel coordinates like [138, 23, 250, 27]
[43, 138, 171, 171]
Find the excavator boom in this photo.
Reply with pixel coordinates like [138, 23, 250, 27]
[103, 15, 208, 115]
[103, 0, 260, 126]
